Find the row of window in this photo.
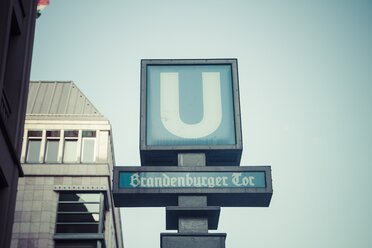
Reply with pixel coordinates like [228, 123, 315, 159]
[26, 130, 96, 163]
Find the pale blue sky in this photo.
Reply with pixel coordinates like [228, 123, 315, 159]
[31, 1, 372, 247]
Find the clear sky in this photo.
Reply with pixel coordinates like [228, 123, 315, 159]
[30, 1, 372, 247]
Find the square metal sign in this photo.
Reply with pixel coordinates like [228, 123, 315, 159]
[140, 59, 242, 166]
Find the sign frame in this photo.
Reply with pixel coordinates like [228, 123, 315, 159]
[113, 166, 272, 207]
[140, 59, 243, 166]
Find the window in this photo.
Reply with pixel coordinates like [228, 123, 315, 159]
[45, 130, 60, 163]
[63, 140, 78, 163]
[63, 130, 78, 163]
[82, 131, 96, 163]
[54, 192, 106, 247]
[26, 130, 42, 163]
[55, 240, 100, 248]
[56, 192, 104, 234]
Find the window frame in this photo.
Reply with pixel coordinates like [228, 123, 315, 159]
[55, 192, 105, 235]
[44, 130, 61, 163]
[26, 130, 42, 163]
[54, 192, 106, 248]
[81, 130, 97, 163]
[54, 239, 104, 248]
[81, 137, 96, 163]
[63, 130, 79, 163]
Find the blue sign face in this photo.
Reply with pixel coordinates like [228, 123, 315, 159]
[119, 172, 266, 188]
[146, 65, 236, 146]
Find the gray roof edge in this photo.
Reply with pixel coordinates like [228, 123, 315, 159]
[27, 81, 103, 117]
[25, 114, 108, 120]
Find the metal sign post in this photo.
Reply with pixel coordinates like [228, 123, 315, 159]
[113, 59, 273, 248]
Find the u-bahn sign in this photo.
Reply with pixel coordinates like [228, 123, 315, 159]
[140, 59, 242, 166]
[113, 166, 273, 207]
[115, 58, 273, 248]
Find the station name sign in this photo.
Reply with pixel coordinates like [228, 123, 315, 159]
[113, 166, 273, 207]
[120, 172, 265, 189]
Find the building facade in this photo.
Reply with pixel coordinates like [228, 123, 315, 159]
[11, 81, 124, 248]
[0, 1, 37, 247]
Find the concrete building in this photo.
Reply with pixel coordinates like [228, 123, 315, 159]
[0, 1, 37, 247]
[11, 81, 124, 248]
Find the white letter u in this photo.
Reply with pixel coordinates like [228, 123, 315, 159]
[160, 72, 222, 139]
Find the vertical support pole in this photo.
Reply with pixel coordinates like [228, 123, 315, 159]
[161, 153, 226, 248]
[177, 153, 208, 233]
